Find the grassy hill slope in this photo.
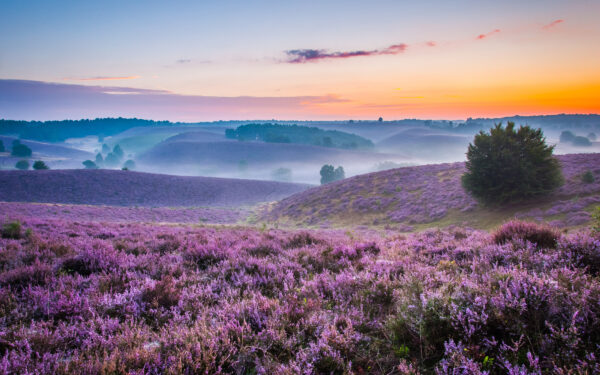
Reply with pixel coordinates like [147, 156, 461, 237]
[263, 153, 600, 230]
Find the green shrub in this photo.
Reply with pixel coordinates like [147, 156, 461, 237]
[15, 160, 29, 170]
[462, 122, 563, 204]
[32, 160, 49, 170]
[582, 170, 595, 183]
[2, 220, 22, 239]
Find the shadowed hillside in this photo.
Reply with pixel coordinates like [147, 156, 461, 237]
[0, 169, 311, 207]
[263, 153, 600, 230]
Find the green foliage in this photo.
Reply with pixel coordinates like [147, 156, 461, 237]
[2, 220, 22, 239]
[15, 160, 29, 170]
[82, 160, 98, 169]
[559, 130, 575, 143]
[32, 160, 49, 170]
[572, 136, 592, 147]
[320, 164, 345, 185]
[462, 122, 563, 205]
[226, 123, 374, 149]
[11, 140, 32, 157]
[582, 170, 595, 183]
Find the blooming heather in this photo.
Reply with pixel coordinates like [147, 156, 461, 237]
[0, 213, 599, 373]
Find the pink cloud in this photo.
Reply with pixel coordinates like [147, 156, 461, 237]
[542, 19, 564, 30]
[476, 29, 501, 40]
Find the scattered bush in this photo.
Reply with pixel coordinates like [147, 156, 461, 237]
[572, 136, 592, 147]
[1, 220, 22, 239]
[320, 164, 345, 185]
[462, 122, 563, 204]
[15, 160, 29, 170]
[493, 220, 560, 248]
[582, 170, 595, 183]
[10, 140, 32, 157]
[32, 160, 49, 170]
[82, 160, 98, 169]
[559, 130, 575, 143]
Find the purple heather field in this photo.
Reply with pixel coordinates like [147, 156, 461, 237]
[0, 216, 599, 373]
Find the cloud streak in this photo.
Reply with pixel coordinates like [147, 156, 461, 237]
[476, 29, 501, 40]
[542, 19, 564, 30]
[285, 43, 407, 63]
[64, 75, 141, 81]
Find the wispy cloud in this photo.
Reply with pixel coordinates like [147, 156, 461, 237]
[64, 75, 141, 81]
[285, 43, 408, 63]
[542, 19, 564, 30]
[176, 59, 192, 64]
[476, 29, 501, 40]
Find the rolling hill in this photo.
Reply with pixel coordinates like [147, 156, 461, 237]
[0, 169, 310, 207]
[263, 153, 600, 230]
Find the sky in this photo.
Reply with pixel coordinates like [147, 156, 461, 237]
[1, 0, 599, 121]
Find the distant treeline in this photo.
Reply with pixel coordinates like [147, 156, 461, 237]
[225, 123, 374, 149]
[451, 114, 600, 133]
[0, 118, 174, 142]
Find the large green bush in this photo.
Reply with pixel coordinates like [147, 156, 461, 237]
[462, 122, 563, 204]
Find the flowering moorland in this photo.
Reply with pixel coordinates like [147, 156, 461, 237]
[1, 214, 599, 374]
[264, 153, 600, 229]
[0, 202, 247, 225]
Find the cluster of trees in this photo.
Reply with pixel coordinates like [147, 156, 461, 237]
[225, 124, 374, 150]
[14, 160, 49, 170]
[0, 118, 173, 143]
[0, 139, 33, 157]
[84, 143, 135, 170]
[320, 165, 345, 185]
[462, 122, 563, 204]
[560, 131, 595, 147]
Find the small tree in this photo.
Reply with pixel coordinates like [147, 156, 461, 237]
[378, 117, 383, 122]
[15, 160, 30, 170]
[32, 160, 49, 170]
[82, 160, 98, 169]
[11, 140, 32, 157]
[559, 130, 575, 143]
[572, 136, 592, 147]
[320, 164, 345, 185]
[582, 170, 595, 183]
[462, 122, 563, 204]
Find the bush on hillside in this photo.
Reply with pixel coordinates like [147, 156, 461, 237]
[461, 122, 563, 204]
[2, 220, 22, 239]
[82, 160, 98, 169]
[32, 160, 49, 170]
[560, 130, 575, 143]
[582, 170, 595, 183]
[11, 141, 32, 157]
[15, 160, 29, 170]
[493, 220, 560, 248]
[572, 136, 592, 147]
[320, 164, 345, 185]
